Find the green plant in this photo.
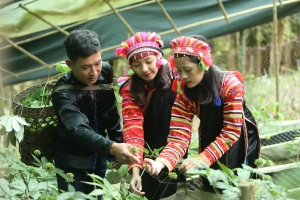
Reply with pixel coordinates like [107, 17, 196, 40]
[0, 148, 101, 200]
[0, 148, 59, 199]
[185, 160, 292, 200]
[0, 114, 28, 143]
[0, 62, 69, 148]
[254, 158, 276, 168]
[284, 134, 300, 162]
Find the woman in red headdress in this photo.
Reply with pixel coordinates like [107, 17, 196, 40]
[115, 32, 194, 199]
[166, 35, 260, 192]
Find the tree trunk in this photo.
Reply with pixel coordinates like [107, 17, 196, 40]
[239, 30, 246, 74]
[228, 33, 236, 71]
[256, 26, 262, 77]
[269, 43, 274, 76]
[283, 42, 291, 73]
[249, 55, 254, 75]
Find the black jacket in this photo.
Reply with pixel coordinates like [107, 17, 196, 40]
[51, 62, 122, 170]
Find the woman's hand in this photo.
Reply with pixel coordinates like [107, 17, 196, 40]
[179, 157, 208, 173]
[143, 158, 165, 176]
[111, 159, 121, 170]
[130, 167, 145, 196]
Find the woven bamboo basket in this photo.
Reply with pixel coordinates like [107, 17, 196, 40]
[12, 83, 57, 165]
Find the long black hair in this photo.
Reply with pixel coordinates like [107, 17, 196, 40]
[120, 63, 172, 107]
[183, 35, 223, 105]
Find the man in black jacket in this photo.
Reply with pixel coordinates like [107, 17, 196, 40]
[51, 30, 138, 195]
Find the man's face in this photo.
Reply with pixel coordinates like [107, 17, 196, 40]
[66, 52, 102, 85]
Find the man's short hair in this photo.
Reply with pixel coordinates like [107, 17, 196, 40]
[64, 30, 101, 63]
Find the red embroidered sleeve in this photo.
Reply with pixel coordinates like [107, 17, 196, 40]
[156, 93, 195, 171]
[198, 74, 245, 166]
[120, 82, 144, 170]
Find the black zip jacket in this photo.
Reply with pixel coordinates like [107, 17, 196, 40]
[51, 62, 122, 170]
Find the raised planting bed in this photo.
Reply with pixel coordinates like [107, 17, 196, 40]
[259, 127, 300, 199]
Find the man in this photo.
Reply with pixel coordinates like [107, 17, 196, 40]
[51, 29, 138, 195]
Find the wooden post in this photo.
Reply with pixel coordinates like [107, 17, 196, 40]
[239, 181, 254, 200]
[0, 65, 4, 148]
[273, 0, 280, 119]
[0, 65, 3, 98]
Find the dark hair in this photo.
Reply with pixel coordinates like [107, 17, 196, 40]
[120, 64, 171, 106]
[183, 35, 222, 105]
[64, 30, 101, 63]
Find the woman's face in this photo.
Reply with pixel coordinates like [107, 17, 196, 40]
[131, 55, 158, 87]
[174, 56, 204, 88]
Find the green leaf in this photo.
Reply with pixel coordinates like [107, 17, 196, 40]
[15, 125, 24, 142]
[0, 114, 10, 126]
[11, 116, 20, 132]
[73, 191, 95, 200]
[39, 196, 56, 200]
[31, 153, 42, 166]
[0, 178, 10, 195]
[7, 131, 16, 147]
[14, 115, 28, 126]
[215, 182, 231, 190]
[57, 192, 74, 200]
[68, 184, 75, 192]
[27, 179, 38, 192]
[56, 62, 70, 73]
[88, 189, 105, 196]
[3, 115, 12, 132]
[36, 182, 48, 191]
[105, 170, 121, 184]
[10, 180, 27, 191]
[237, 168, 251, 181]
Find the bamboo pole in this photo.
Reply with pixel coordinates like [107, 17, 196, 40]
[0, 34, 51, 69]
[273, 0, 280, 119]
[159, 0, 298, 36]
[258, 162, 300, 174]
[19, 4, 69, 36]
[0, 67, 19, 78]
[217, 0, 230, 24]
[156, 0, 180, 34]
[105, 0, 135, 35]
[2, 65, 54, 81]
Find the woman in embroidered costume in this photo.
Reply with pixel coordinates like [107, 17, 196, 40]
[146, 35, 260, 192]
[115, 32, 193, 199]
[173, 35, 260, 191]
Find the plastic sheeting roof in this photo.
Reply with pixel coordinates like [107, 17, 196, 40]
[1, 0, 300, 86]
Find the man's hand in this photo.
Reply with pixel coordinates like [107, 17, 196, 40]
[143, 158, 165, 176]
[109, 143, 139, 164]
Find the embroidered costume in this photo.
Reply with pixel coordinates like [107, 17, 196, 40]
[169, 36, 260, 191]
[116, 32, 194, 199]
